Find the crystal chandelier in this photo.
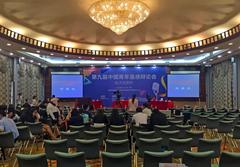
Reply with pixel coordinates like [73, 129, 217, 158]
[89, 0, 150, 35]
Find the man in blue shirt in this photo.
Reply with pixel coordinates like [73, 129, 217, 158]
[0, 106, 19, 140]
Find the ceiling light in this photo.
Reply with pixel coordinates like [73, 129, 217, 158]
[214, 46, 219, 50]
[227, 51, 232, 54]
[171, 55, 175, 58]
[228, 43, 233, 46]
[92, 57, 95, 60]
[21, 57, 25, 60]
[158, 56, 162, 59]
[22, 47, 26, 50]
[200, 50, 204, 53]
[210, 59, 213, 61]
[91, 65, 94, 67]
[9, 53, 14, 56]
[105, 58, 109, 60]
[145, 57, 148, 60]
[64, 55, 68, 58]
[0, 48, 2, 51]
[186, 53, 190, 55]
[38, 63, 41, 65]
[50, 53, 54, 56]
[132, 58, 135, 60]
[118, 58, 122, 60]
[78, 56, 82, 59]
[203, 61, 206, 64]
[36, 50, 40, 53]
[30, 60, 34, 63]
[89, 0, 150, 35]
[218, 55, 222, 58]
[7, 43, 11, 46]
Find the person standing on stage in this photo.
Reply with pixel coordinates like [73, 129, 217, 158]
[128, 94, 138, 112]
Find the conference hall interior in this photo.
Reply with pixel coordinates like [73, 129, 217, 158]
[0, 0, 240, 167]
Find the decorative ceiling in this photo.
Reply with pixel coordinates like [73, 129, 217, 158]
[0, 0, 239, 51]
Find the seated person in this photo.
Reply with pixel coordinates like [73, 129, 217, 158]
[21, 107, 58, 140]
[93, 109, 108, 125]
[132, 107, 148, 126]
[109, 109, 125, 125]
[7, 104, 20, 122]
[0, 105, 19, 140]
[66, 108, 84, 126]
[149, 109, 168, 130]
[142, 103, 152, 117]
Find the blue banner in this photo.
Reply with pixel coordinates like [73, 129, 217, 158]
[83, 67, 168, 106]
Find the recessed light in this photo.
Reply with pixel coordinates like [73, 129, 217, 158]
[158, 56, 162, 59]
[210, 59, 213, 61]
[64, 55, 68, 57]
[38, 63, 41, 65]
[228, 43, 233, 46]
[172, 55, 175, 57]
[0, 48, 2, 51]
[50, 53, 54, 56]
[218, 55, 222, 58]
[118, 58, 122, 60]
[186, 53, 190, 55]
[214, 46, 219, 50]
[91, 57, 95, 60]
[9, 52, 14, 56]
[227, 51, 232, 54]
[132, 58, 135, 60]
[203, 61, 206, 64]
[30, 60, 34, 63]
[22, 47, 26, 50]
[145, 57, 148, 60]
[91, 65, 94, 67]
[7, 43, 11, 46]
[105, 58, 109, 60]
[200, 50, 204, 53]
[36, 50, 40, 53]
[78, 57, 82, 59]
[21, 57, 25, 60]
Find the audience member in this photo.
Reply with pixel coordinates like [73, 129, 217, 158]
[31, 95, 38, 107]
[66, 108, 84, 126]
[109, 109, 124, 125]
[7, 104, 20, 122]
[149, 109, 168, 130]
[93, 109, 108, 125]
[0, 105, 19, 140]
[46, 98, 60, 124]
[142, 103, 152, 117]
[22, 99, 31, 109]
[132, 107, 148, 126]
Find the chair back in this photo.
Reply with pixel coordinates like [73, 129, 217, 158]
[136, 131, 156, 146]
[44, 139, 68, 160]
[206, 117, 220, 129]
[138, 138, 162, 158]
[60, 131, 79, 148]
[84, 130, 103, 146]
[143, 151, 173, 167]
[88, 125, 106, 137]
[183, 151, 214, 167]
[17, 126, 31, 141]
[217, 121, 234, 133]
[76, 139, 99, 159]
[0, 131, 15, 148]
[16, 153, 48, 167]
[175, 125, 192, 138]
[55, 151, 86, 167]
[232, 125, 240, 139]
[219, 151, 240, 167]
[161, 130, 180, 147]
[198, 138, 221, 158]
[105, 139, 130, 153]
[132, 125, 148, 138]
[69, 125, 85, 138]
[107, 130, 128, 140]
[169, 138, 192, 158]
[26, 122, 43, 136]
[153, 125, 171, 137]
[102, 152, 131, 167]
[185, 130, 204, 147]
[109, 125, 126, 131]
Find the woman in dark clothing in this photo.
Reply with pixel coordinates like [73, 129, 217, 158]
[109, 109, 124, 125]
[93, 109, 108, 124]
[149, 109, 168, 130]
[68, 108, 84, 126]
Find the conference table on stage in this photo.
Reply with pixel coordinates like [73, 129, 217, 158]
[92, 99, 174, 110]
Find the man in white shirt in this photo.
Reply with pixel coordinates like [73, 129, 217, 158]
[142, 103, 152, 117]
[132, 107, 148, 126]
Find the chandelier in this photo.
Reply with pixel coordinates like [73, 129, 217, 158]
[89, 0, 150, 35]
